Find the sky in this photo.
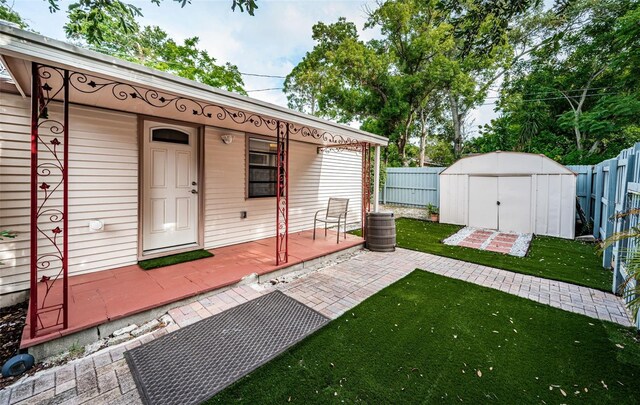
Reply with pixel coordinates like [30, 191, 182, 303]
[11, 0, 499, 137]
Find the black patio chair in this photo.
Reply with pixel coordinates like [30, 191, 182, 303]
[313, 198, 350, 243]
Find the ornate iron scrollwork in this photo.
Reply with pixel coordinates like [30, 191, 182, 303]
[361, 143, 372, 240]
[68, 71, 281, 130]
[30, 64, 69, 338]
[276, 121, 289, 265]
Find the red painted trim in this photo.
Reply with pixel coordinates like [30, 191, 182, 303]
[29, 62, 39, 339]
[275, 121, 289, 265]
[361, 143, 371, 240]
[285, 123, 289, 263]
[62, 69, 69, 330]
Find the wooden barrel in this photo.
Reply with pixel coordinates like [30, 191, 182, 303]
[366, 212, 396, 252]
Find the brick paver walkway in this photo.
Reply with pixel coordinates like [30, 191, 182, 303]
[1, 248, 632, 405]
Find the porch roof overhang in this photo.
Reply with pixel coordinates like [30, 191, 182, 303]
[0, 22, 388, 147]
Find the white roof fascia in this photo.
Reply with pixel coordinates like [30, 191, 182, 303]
[0, 54, 25, 97]
[0, 23, 388, 146]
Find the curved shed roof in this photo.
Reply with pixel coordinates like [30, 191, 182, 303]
[440, 151, 575, 176]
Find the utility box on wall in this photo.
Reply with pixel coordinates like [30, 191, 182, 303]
[439, 152, 577, 239]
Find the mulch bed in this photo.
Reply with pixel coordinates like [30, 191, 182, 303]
[0, 301, 27, 390]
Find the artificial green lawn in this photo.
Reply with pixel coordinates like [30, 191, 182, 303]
[209, 270, 640, 404]
[356, 218, 612, 291]
[137, 249, 213, 270]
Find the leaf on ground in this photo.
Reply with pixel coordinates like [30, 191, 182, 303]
[601, 381, 608, 390]
[477, 370, 482, 377]
[615, 344, 624, 349]
[560, 389, 567, 397]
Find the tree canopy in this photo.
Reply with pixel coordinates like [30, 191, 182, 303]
[285, 0, 639, 167]
[284, 0, 542, 166]
[65, 6, 246, 94]
[465, 0, 640, 164]
[0, 0, 245, 94]
[47, 0, 257, 44]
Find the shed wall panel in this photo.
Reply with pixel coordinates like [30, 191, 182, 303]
[439, 174, 467, 225]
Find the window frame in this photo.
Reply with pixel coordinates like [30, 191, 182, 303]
[246, 135, 278, 199]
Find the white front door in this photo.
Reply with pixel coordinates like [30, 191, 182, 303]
[468, 176, 498, 229]
[142, 121, 199, 253]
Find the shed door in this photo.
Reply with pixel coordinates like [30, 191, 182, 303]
[498, 176, 532, 233]
[468, 177, 498, 229]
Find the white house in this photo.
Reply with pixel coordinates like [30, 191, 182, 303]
[0, 23, 386, 349]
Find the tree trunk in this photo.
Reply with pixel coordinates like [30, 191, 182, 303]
[448, 91, 463, 158]
[397, 137, 407, 164]
[573, 113, 583, 151]
[418, 108, 427, 166]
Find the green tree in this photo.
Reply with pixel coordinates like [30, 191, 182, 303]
[48, 0, 257, 44]
[285, 0, 542, 164]
[285, 2, 455, 164]
[478, 0, 640, 164]
[438, 0, 547, 157]
[65, 6, 246, 94]
[0, 0, 27, 28]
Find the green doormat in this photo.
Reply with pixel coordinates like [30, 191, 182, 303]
[138, 249, 214, 270]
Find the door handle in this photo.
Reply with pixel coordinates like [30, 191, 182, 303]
[497, 201, 501, 206]
[191, 190, 198, 194]
[192, 181, 197, 186]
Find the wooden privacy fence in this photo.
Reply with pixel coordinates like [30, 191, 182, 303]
[581, 142, 640, 328]
[380, 167, 445, 208]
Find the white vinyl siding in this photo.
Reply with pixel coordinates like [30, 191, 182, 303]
[203, 127, 362, 249]
[0, 93, 138, 294]
[1, 94, 363, 296]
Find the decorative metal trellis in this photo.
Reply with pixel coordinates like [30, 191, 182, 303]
[27, 63, 377, 337]
[30, 63, 69, 339]
[361, 143, 372, 239]
[276, 122, 290, 265]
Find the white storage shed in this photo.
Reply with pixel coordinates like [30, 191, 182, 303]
[439, 152, 576, 239]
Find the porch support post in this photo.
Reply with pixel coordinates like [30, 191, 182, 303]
[29, 63, 39, 338]
[373, 145, 380, 213]
[29, 64, 70, 338]
[62, 69, 70, 330]
[275, 121, 289, 265]
[361, 143, 371, 240]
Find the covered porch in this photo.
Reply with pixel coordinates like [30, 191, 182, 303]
[0, 23, 387, 348]
[21, 230, 364, 349]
